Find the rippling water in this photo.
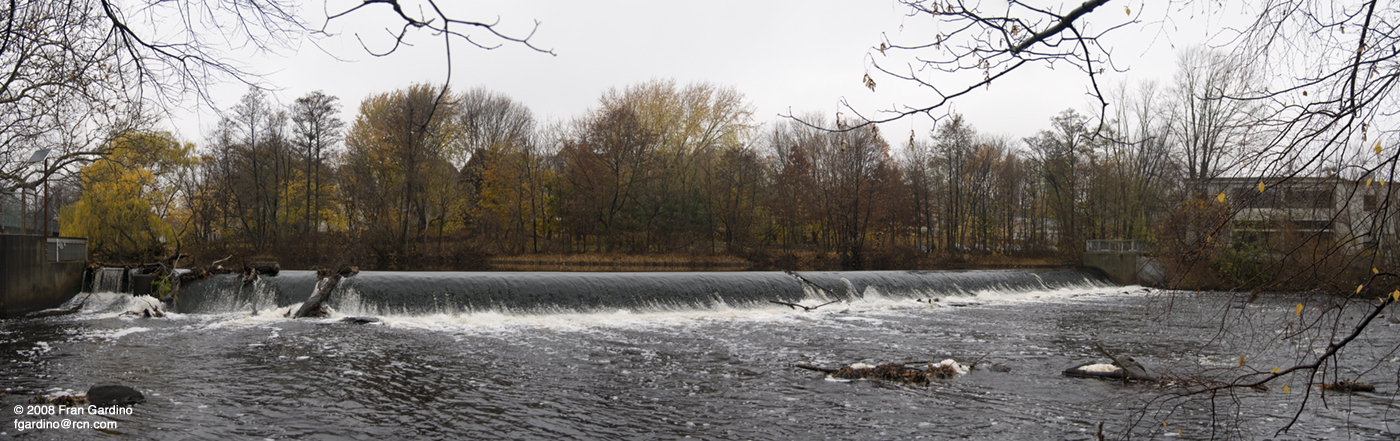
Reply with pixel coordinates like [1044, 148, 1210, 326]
[3, 282, 1398, 440]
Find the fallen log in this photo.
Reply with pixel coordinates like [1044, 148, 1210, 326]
[1063, 343, 1158, 382]
[293, 272, 339, 318]
[1093, 342, 1154, 381]
[779, 271, 859, 310]
[292, 267, 358, 318]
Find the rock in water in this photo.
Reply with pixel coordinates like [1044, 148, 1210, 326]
[340, 316, 381, 324]
[87, 385, 145, 405]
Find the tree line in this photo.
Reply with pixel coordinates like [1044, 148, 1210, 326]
[60, 49, 1297, 271]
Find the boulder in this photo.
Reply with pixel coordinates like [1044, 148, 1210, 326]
[86, 385, 145, 406]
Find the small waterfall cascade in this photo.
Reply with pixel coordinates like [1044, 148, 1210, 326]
[89, 267, 128, 293]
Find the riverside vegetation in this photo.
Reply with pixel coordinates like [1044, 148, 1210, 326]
[48, 74, 1386, 291]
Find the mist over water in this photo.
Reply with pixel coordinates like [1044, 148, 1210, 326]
[3, 270, 1397, 440]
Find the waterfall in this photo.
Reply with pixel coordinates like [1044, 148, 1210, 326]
[172, 269, 1115, 315]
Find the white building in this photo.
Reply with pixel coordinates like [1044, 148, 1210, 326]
[1203, 176, 1395, 252]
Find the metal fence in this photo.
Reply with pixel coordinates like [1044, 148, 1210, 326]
[48, 237, 86, 262]
[1085, 239, 1149, 253]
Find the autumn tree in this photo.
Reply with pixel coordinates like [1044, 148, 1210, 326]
[477, 132, 558, 254]
[705, 145, 768, 252]
[1095, 79, 1177, 243]
[899, 118, 1037, 256]
[899, 134, 940, 254]
[339, 83, 462, 263]
[932, 115, 978, 252]
[558, 107, 659, 252]
[767, 119, 822, 251]
[0, 1, 145, 198]
[1171, 46, 1264, 185]
[61, 132, 196, 261]
[2, 0, 548, 226]
[456, 87, 539, 243]
[594, 79, 757, 252]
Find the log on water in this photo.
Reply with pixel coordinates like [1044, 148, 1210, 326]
[293, 274, 340, 318]
[294, 271, 340, 319]
[1062, 342, 1157, 382]
[292, 267, 358, 318]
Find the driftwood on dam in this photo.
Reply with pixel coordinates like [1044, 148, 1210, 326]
[774, 270, 859, 311]
[175, 256, 278, 287]
[291, 267, 358, 318]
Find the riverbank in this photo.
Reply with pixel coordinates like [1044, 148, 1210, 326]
[175, 246, 1077, 273]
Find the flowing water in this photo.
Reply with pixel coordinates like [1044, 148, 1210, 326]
[2, 269, 1398, 440]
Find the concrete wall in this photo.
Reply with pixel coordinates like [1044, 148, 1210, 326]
[1, 235, 84, 317]
[1081, 251, 1141, 286]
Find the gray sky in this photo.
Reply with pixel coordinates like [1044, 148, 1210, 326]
[168, 0, 1219, 150]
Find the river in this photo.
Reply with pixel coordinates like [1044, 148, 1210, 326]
[2, 269, 1397, 439]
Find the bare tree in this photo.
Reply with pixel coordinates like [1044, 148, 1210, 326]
[0, 1, 146, 196]
[1025, 109, 1095, 251]
[861, 1, 1400, 437]
[1172, 47, 1265, 184]
[1, 0, 548, 207]
[290, 91, 343, 238]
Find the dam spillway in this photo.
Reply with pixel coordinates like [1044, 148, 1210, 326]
[170, 268, 1115, 315]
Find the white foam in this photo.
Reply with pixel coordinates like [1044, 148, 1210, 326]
[1078, 363, 1121, 373]
[341, 285, 1146, 334]
[79, 327, 152, 341]
[61, 282, 1141, 338]
[935, 359, 970, 375]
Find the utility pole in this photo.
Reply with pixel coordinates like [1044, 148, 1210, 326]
[42, 155, 49, 237]
[25, 149, 50, 261]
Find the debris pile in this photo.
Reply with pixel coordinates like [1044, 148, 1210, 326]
[28, 394, 87, 406]
[798, 359, 970, 385]
[1319, 381, 1375, 393]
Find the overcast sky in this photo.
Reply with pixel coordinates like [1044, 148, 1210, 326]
[167, 0, 1227, 150]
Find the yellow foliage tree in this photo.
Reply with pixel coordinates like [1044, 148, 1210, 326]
[479, 141, 558, 253]
[61, 132, 196, 261]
